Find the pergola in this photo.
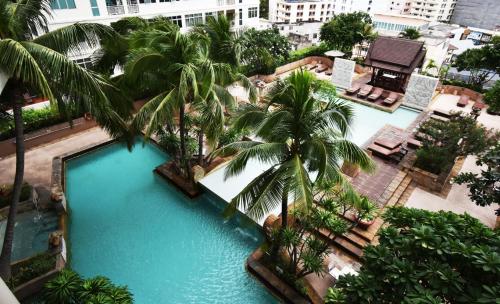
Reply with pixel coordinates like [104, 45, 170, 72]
[364, 37, 426, 93]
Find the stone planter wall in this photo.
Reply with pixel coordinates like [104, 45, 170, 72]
[438, 85, 483, 101]
[407, 157, 461, 193]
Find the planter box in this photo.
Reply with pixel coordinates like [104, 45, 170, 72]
[154, 161, 200, 198]
[408, 158, 459, 193]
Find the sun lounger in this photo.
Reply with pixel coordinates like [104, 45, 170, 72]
[368, 143, 407, 162]
[367, 87, 383, 101]
[346, 83, 361, 95]
[357, 85, 373, 98]
[407, 138, 422, 149]
[325, 68, 332, 76]
[315, 64, 328, 73]
[383, 92, 399, 105]
[374, 138, 402, 150]
[472, 101, 485, 111]
[433, 109, 451, 118]
[457, 95, 469, 107]
[306, 60, 318, 70]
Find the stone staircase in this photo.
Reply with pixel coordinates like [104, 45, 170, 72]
[322, 171, 415, 261]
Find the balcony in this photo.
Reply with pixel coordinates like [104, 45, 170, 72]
[127, 4, 139, 13]
[106, 5, 125, 15]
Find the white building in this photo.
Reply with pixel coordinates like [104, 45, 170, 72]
[268, 0, 334, 24]
[407, 0, 458, 22]
[47, 0, 260, 32]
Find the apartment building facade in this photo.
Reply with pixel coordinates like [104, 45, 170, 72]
[47, 0, 260, 31]
[407, 0, 458, 22]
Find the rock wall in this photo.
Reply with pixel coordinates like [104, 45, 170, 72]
[331, 58, 355, 89]
[403, 73, 439, 110]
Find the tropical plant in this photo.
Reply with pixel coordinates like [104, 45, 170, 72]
[424, 59, 439, 75]
[220, 70, 374, 235]
[453, 37, 500, 88]
[484, 80, 500, 113]
[326, 207, 500, 303]
[239, 28, 291, 75]
[43, 269, 133, 304]
[399, 27, 421, 40]
[0, 0, 131, 280]
[320, 12, 373, 55]
[454, 142, 500, 215]
[127, 20, 254, 180]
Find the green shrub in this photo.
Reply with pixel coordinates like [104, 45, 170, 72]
[414, 145, 450, 175]
[442, 79, 484, 93]
[0, 182, 32, 209]
[10, 253, 57, 288]
[43, 269, 133, 304]
[484, 80, 500, 113]
[289, 43, 330, 62]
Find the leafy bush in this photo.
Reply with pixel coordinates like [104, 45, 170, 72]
[10, 253, 57, 288]
[43, 269, 133, 304]
[0, 182, 32, 209]
[414, 145, 450, 175]
[327, 207, 500, 304]
[289, 43, 330, 62]
[158, 132, 197, 159]
[0, 106, 65, 141]
[441, 79, 484, 93]
[484, 80, 500, 113]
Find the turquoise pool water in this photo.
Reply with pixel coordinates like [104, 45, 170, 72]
[66, 142, 277, 303]
[347, 102, 420, 146]
[0, 210, 58, 261]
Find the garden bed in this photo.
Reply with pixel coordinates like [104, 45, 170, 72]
[155, 161, 200, 198]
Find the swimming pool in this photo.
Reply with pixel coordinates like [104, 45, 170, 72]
[0, 210, 58, 261]
[65, 142, 277, 303]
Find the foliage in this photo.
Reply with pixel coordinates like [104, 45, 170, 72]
[327, 207, 500, 304]
[454, 142, 500, 215]
[441, 78, 484, 93]
[414, 112, 494, 174]
[43, 269, 133, 304]
[399, 28, 421, 40]
[219, 70, 373, 228]
[217, 125, 249, 149]
[484, 80, 500, 113]
[259, 0, 268, 19]
[453, 37, 500, 88]
[240, 28, 291, 75]
[271, 208, 347, 280]
[0, 106, 67, 141]
[0, 182, 31, 208]
[320, 12, 372, 55]
[158, 131, 197, 160]
[9, 253, 56, 288]
[288, 43, 330, 62]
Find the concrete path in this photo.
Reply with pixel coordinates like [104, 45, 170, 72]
[405, 155, 498, 228]
[0, 127, 110, 188]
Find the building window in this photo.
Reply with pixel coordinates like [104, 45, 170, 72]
[50, 0, 76, 9]
[185, 13, 203, 27]
[74, 57, 93, 69]
[248, 7, 258, 18]
[90, 0, 100, 16]
[167, 15, 182, 27]
[205, 12, 217, 21]
[239, 8, 242, 25]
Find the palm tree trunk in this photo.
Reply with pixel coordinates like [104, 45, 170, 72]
[178, 104, 192, 181]
[281, 185, 289, 230]
[197, 129, 204, 167]
[0, 100, 25, 280]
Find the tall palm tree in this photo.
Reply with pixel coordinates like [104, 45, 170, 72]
[221, 70, 374, 231]
[0, 0, 131, 279]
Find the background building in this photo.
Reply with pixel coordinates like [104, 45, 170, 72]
[407, 0, 457, 22]
[47, 0, 260, 31]
[451, 0, 500, 31]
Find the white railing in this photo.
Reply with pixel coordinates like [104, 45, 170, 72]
[127, 4, 139, 13]
[106, 5, 125, 15]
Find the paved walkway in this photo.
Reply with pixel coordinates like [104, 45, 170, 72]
[405, 155, 498, 228]
[0, 127, 110, 188]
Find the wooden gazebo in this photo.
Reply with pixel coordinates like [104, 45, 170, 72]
[364, 37, 426, 93]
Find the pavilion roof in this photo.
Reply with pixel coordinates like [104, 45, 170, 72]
[364, 37, 426, 74]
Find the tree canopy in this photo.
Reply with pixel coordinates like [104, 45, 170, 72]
[483, 80, 500, 113]
[327, 207, 500, 304]
[399, 28, 421, 40]
[320, 12, 372, 55]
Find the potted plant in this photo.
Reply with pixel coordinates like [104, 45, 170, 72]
[353, 196, 377, 229]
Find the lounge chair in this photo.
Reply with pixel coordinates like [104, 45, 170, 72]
[345, 83, 361, 95]
[325, 68, 332, 76]
[433, 109, 451, 118]
[367, 87, 383, 101]
[374, 138, 402, 150]
[472, 101, 485, 112]
[407, 138, 422, 149]
[357, 85, 373, 98]
[306, 60, 318, 70]
[457, 95, 469, 107]
[368, 143, 407, 162]
[383, 92, 399, 106]
[315, 64, 328, 73]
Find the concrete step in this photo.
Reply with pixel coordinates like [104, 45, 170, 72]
[331, 236, 364, 259]
[386, 175, 413, 208]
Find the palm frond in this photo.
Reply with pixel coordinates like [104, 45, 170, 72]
[33, 23, 120, 54]
[286, 155, 313, 210]
[10, 0, 51, 39]
[333, 139, 375, 172]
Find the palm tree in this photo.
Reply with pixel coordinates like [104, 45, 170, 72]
[0, 0, 131, 279]
[221, 70, 374, 232]
[400, 28, 421, 40]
